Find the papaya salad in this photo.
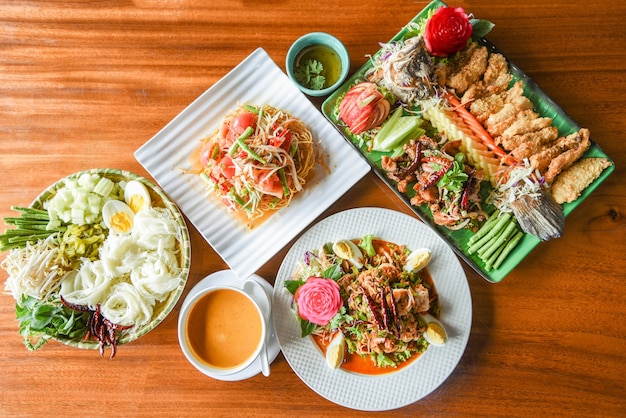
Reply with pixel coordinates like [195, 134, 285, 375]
[198, 103, 317, 220]
[0, 171, 188, 357]
[330, 4, 612, 272]
[285, 235, 446, 373]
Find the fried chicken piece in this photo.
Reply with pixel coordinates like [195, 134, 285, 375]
[470, 94, 504, 122]
[550, 157, 612, 204]
[544, 130, 591, 183]
[502, 115, 553, 138]
[530, 128, 590, 177]
[445, 45, 488, 95]
[483, 53, 512, 94]
[461, 80, 487, 105]
[505, 127, 560, 160]
[488, 108, 538, 140]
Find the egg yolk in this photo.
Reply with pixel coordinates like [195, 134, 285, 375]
[127, 195, 145, 213]
[110, 212, 133, 233]
[426, 322, 447, 345]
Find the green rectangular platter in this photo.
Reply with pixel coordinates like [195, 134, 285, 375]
[321, 0, 615, 282]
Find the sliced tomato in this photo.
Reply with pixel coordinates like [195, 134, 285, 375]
[231, 112, 257, 136]
[269, 126, 292, 150]
[257, 171, 283, 199]
[219, 155, 236, 179]
[199, 143, 218, 167]
[219, 112, 257, 148]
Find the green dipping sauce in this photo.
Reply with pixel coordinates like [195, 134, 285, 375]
[294, 44, 343, 90]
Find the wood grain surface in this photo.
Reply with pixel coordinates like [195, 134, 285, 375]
[1, 1, 625, 416]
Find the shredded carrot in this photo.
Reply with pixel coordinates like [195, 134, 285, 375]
[443, 91, 518, 166]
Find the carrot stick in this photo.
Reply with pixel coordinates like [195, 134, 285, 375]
[443, 91, 518, 166]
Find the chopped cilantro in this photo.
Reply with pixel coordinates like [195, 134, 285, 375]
[294, 59, 326, 90]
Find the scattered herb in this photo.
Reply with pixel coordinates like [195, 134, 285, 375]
[358, 234, 376, 257]
[294, 59, 326, 90]
[16, 296, 89, 351]
[438, 153, 468, 191]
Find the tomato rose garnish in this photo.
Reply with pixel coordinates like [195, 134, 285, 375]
[424, 6, 473, 57]
[295, 277, 342, 326]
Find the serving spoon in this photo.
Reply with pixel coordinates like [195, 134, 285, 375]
[244, 279, 272, 377]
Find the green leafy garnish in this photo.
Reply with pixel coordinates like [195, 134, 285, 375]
[294, 59, 326, 90]
[299, 319, 317, 338]
[470, 18, 495, 39]
[16, 296, 89, 351]
[438, 153, 468, 191]
[322, 263, 343, 281]
[358, 234, 376, 257]
[284, 278, 305, 295]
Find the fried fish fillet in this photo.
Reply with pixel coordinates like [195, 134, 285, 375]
[488, 108, 538, 139]
[550, 157, 612, 204]
[502, 115, 553, 139]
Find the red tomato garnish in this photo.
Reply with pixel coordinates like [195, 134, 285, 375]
[220, 155, 236, 179]
[231, 112, 257, 137]
[199, 143, 216, 167]
[257, 172, 283, 198]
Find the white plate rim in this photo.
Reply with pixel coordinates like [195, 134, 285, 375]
[134, 48, 370, 280]
[273, 207, 472, 411]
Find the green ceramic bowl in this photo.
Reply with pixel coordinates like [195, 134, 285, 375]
[286, 32, 350, 97]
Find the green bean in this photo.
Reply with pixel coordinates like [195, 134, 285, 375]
[478, 220, 518, 259]
[468, 209, 501, 245]
[467, 212, 511, 254]
[243, 104, 259, 114]
[491, 231, 524, 270]
[228, 188, 251, 212]
[229, 126, 267, 164]
[278, 168, 290, 197]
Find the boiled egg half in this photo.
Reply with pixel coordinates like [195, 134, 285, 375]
[325, 332, 345, 369]
[124, 180, 151, 214]
[420, 313, 448, 346]
[102, 200, 135, 234]
[332, 239, 364, 269]
[404, 248, 431, 272]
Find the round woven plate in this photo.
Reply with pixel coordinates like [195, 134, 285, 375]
[29, 168, 191, 350]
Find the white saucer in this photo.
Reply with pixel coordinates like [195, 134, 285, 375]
[178, 270, 280, 381]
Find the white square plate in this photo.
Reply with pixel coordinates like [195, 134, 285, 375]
[135, 48, 370, 280]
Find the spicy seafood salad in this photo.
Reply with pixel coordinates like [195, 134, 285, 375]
[0, 170, 188, 357]
[286, 236, 445, 372]
[196, 103, 317, 221]
[332, 4, 613, 271]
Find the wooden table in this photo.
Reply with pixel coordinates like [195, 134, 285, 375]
[1, 1, 625, 416]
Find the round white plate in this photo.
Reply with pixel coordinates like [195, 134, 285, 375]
[273, 208, 472, 411]
[178, 270, 280, 381]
